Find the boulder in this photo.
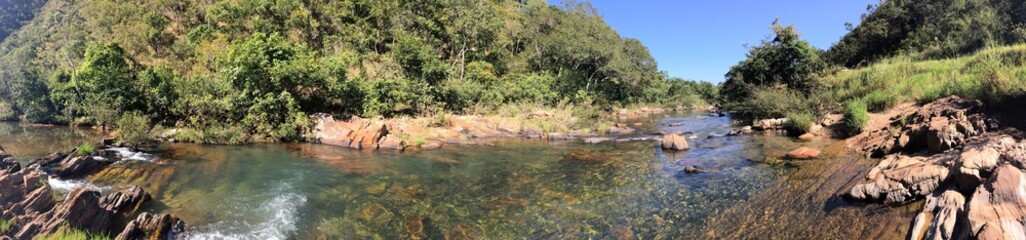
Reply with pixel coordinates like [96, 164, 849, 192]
[785, 147, 821, 160]
[967, 165, 1026, 239]
[956, 146, 1001, 189]
[56, 156, 105, 178]
[661, 133, 689, 151]
[753, 118, 788, 130]
[915, 190, 970, 240]
[683, 166, 706, 174]
[16, 189, 113, 238]
[115, 212, 186, 240]
[377, 135, 406, 151]
[848, 154, 955, 203]
[741, 126, 754, 134]
[100, 186, 151, 216]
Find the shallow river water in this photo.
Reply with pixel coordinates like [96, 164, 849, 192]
[0, 112, 916, 239]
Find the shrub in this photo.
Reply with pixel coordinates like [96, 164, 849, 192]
[77, 142, 95, 156]
[784, 112, 814, 136]
[727, 88, 811, 120]
[0, 100, 15, 121]
[116, 111, 152, 146]
[241, 92, 310, 141]
[842, 99, 869, 136]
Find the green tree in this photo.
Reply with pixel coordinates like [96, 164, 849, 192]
[721, 22, 827, 102]
[51, 43, 143, 128]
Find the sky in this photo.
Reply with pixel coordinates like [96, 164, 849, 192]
[547, 0, 878, 83]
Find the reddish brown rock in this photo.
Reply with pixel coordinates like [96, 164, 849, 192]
[785, 147, 821, 160]
[115, 212, 185, 240]
[377, 135, 406, 151]
[967, 165, 1026, 239]
[100, 186, 151, 216]
[798, 133, 816, 142]
[56, 156, 105, 179]
[849, 154, 955, 203]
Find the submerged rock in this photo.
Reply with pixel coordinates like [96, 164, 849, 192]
[785, 147, 821, 160]
[798, 133, 816, 142]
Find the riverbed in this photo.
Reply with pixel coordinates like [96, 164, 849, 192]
[0, 112, 914, 239]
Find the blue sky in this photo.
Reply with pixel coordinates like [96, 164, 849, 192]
[547, 0, 877, 83]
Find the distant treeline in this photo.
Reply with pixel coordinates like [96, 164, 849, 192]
[0, 0, 716, 143]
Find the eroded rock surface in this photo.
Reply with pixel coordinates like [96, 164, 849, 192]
[0, 146, 185, 240]
[115, 212, 186, 240]
[846, 96, 1026, 239]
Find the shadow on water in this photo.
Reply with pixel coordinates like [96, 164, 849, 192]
[0, 113, 918, 239]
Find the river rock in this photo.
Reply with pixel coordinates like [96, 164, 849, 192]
[967, 164, 1026, 239]
[848, 154, 956, 203]
[785, 147, 820, 160]
[955, 146, 1001, 190]
[16, 189, 113, 238]
[100, 186, 151, 216]
[798, 133, 816, 142]
[377, 135, 406, 151]
[683, 165, 706, 174]
[115, 212, 185, 240]
[56, 156, 105, 178]
[661, 132, 689, 151]
[753, 118, 788, 130]
[912, 190, 970, 240]
[851, 96, 991, 157]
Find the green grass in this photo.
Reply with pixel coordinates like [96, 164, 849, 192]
[842, 99, 869, 137]
[821, 44, 1026, 107]
[784, 112, 814, 136]
[36, 225, 111, 240]
[0, 218, 13, 234]
[76, 142, 96, 156]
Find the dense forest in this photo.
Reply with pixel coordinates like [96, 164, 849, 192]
[0, 0, 47, 41]
[0, 0, 716, 142]
[722, 0, 1026, 136]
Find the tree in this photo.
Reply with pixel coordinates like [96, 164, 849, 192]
[51, 43, 143, 128]
[721, 22, 826, 102]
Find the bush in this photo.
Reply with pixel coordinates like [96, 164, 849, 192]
[784, 112, 814, 136]
[77, 142, 95, 156]
[842, 99, 869, 136]
[241, 92, 310, 141]
[116, 111, 152, 146]
[0, 100, 15, 121]
[727, 88, 812, 120]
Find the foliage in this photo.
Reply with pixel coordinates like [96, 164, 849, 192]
[784, 112, 814, 136]
[0, 0, 47, 41]
[820, 44, 1026, 107]
[721, 22, 828, 102]
[0, 0, 720, 143]
[116, 111, 152, 146]
[725, 88, 813, 121]
[842, 99, 869, 137]
[826, 0, 1026, 67]
[76, 142, 95, 156]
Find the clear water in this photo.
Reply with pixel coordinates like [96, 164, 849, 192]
[0, 113, 909, 239]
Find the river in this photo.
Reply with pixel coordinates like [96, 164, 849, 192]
[0, 111, 915, 239]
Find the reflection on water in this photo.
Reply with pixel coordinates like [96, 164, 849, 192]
[0, 114, 910, 239]
[0, 122, 100, 161]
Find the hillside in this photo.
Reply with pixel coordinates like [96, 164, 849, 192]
[0, 0, 715, 143]
[825, 0, 1026, 68]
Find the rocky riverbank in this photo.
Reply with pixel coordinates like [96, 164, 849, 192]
[309, 107, 677, 151]
[844, 96, 1026, 239]
[0, 145, 183, 239]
